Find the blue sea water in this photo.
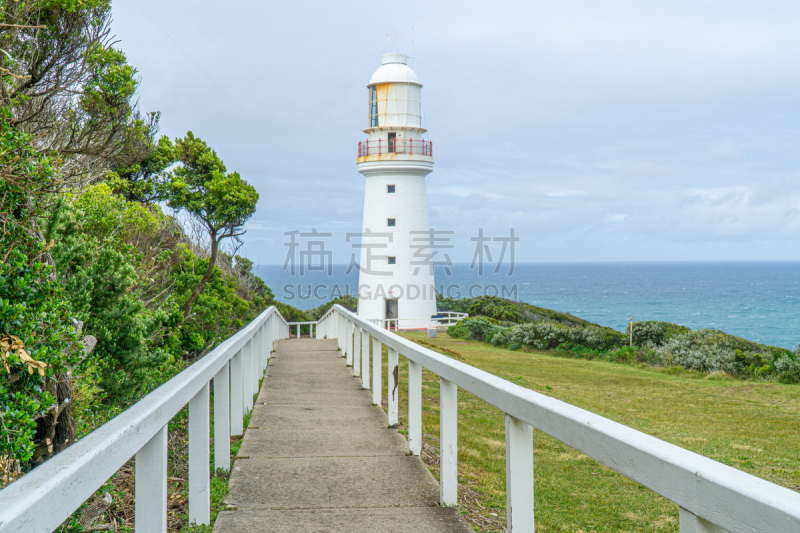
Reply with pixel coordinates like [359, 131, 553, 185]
[256, 262, 800, 350]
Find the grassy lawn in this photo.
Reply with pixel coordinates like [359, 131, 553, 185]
[375, 332, 800, 533]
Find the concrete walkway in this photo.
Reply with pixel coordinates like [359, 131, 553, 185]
[213, 338, 471, 533]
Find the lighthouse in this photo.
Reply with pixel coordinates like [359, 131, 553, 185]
[356, 53, 437, 328]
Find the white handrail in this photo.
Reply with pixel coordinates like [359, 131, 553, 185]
[315, 304, 800, 533]
[368, 312, 468, 331]
[0, 306, 290, 533]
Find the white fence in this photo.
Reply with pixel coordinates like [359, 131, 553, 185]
[0, 306, 289, 533]
[368, 312, 468, 331]
[288, 321, 316, 338]
[316, 304, 800, 533]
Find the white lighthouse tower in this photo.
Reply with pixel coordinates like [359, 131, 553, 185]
[356, 53, 437, 328]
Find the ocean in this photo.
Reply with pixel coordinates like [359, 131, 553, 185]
[256, 262, 800, 350]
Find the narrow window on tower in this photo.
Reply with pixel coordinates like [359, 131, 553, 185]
[387, 185, 395, 193]
[388, 256, 396, 265]
[388, 132, 396, 153]
[370, 85, 378, 128]
[387, 218, 396, 227]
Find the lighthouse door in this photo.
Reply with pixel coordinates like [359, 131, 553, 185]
[385, 298, 398, 321]
[388, 132, 396, 153]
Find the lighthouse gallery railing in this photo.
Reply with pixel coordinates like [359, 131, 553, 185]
[315, 304, 800, 533]
[358, 138, 432, 157]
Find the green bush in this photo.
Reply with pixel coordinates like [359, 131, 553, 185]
[492, 322, 625, 351]
[628, 321, 690, 346]
[447, 317, 504, 342]
[0, 250, 79, 465]
[775, 352, 800, 384]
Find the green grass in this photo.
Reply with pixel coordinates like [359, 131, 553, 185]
[377, 332, 800, 533]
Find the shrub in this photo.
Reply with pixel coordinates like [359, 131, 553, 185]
[775, 353, 800, 384]
[628, 321, 690, 346]
[0, 250, 79, 466]
[447, 317, 504, 342]
[492, 322, 625, 351]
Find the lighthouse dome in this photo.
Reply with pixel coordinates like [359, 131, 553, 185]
[368, 53, 421, 87]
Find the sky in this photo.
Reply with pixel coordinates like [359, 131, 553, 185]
[109, 0, 800, 266]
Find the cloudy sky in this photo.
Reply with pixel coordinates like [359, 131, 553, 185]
[110, 1, 800, 265]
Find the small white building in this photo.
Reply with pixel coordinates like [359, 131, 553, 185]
[356, 53, 437, 329]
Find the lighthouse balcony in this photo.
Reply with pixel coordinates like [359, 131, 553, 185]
[357, 139, 433, 163]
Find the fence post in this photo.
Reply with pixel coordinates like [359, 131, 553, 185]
[189, 383, 210, 525]
[388, 348, 399, 427]
[679, 508, 729, 533]
[259, 326, 266, 374]
[242, 341, 252, 412]
[267, 318, 273, 362]
[346, 321, 353, 366]
[214, 362, 230, 472]
[135, 425, 167, 533]
[440, 377, 458, 506]
[361, 329, 369, 388]
[251, 337, 259, 397]
[354, 325, 361, 377]
[337, 314, 342, 351]
[372, 337, 381, 405]
[230, 350, 243, 436]
[408, 360, 422, 456]
[505, 414, 534, 532]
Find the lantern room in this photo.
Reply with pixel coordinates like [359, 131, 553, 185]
[358, 53, 432, 162]
[367, 53, 423, 130]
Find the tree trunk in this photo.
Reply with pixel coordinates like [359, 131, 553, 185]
[182, 232, 218, 320]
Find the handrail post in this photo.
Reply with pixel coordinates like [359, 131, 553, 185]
[372, 337, 381, 405]
[338, 314, 343, 352]
[242, 341, 253, 412]
[251, 337, 259, 397]
[214, 362, 230, 472]
[505, 414, 534, 532]
[259, 326, 266, 374]
[388, 348, 399, 427]
[408, 360, 422, 455]
[135, 425, 167, 533]
[679, 508, 729, 533]
[346, 321, 353, 366]
[231, 349, 244, 436]
[189, 382, 210, 525]
[361, 330, 369, 388]
[440, 377, 458, 506]
[354, 325, 362, 377]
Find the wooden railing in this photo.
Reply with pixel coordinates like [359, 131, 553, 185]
[316, 304, 800, 533]
[0, 306, 289, 533]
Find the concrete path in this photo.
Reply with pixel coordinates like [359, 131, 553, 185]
[213, 338, 471, 533]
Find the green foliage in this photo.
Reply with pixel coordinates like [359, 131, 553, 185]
[108, 135, 176, 203]
[306, 295, 357, 321]
[0, 108, 54, 254]
[0, 111, 79, 466]
[0, 251, 78, 465]
[438, 294, 603, 328]
[775, 351, 800, 384]
[165, 132, 259, 320]
[167, 132, 258, 235]
[48, 185, 171, 398]
[447, 317, 503, 342]
[627, 320, 691, 346]
[492, 321, 625, 351]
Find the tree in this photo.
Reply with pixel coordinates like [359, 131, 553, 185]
[0, 113, 80, 471]
[108, 134, 176, 203]
[0, 0, 157, 185]
[166, 132, 258, 320]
